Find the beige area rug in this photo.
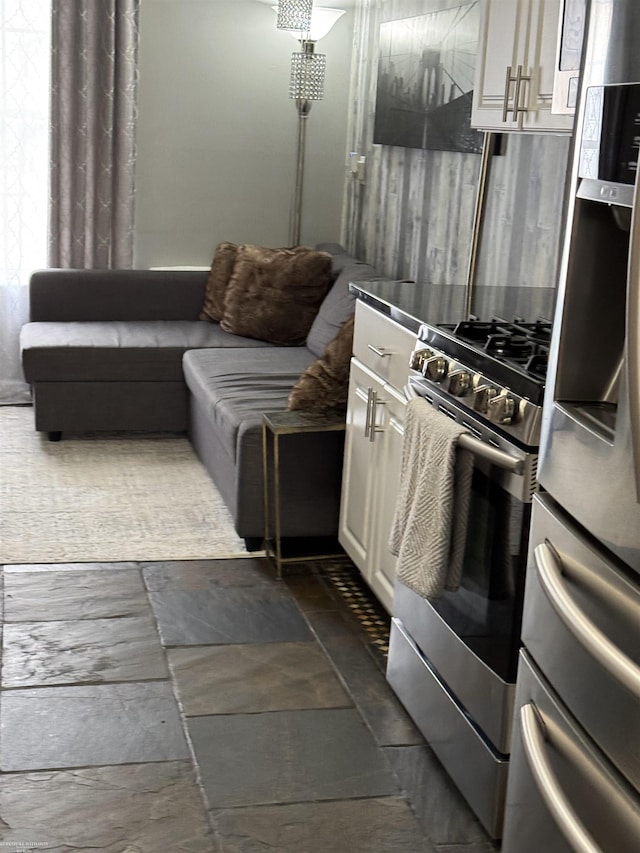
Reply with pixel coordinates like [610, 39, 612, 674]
[0, 407, 249, 565]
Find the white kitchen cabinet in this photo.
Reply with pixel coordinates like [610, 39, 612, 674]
[339, 302, 415, 613]
[339, 359, 382, 571]
[471, 0, 575, 133]
[368, 386, 406, 609]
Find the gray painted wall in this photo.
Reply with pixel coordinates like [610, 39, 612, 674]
[135, 0, 571, 320]
[134, 0, 354, 267]
[341, 0, 572, 320]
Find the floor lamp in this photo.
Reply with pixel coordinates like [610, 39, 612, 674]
[273, 4, 345, 246]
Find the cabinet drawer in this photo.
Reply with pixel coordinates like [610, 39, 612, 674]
[352, 301, 415, 391]
[387, 618, 509, 839]
[523, 493, 640, 794]
[502, 651, 640, 852]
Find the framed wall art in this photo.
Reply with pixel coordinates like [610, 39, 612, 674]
[373, 0, 484, 153]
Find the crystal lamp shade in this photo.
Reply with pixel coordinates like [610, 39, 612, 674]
[289, 51, 326, 100]
[275, 0, 313, 32]
[272, 6, 346, 42]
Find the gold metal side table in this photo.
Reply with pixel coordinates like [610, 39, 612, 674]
[262, 410, 346, 578]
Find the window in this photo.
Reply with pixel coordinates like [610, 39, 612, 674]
[0, 0, 50, 402]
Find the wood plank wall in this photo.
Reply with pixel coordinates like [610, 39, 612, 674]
[341, 0, 572, 319]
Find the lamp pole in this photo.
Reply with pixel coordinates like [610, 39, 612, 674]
[292, 97, 312, 246]
[288, 39, 325, 245]
[274, 6, 346, 245]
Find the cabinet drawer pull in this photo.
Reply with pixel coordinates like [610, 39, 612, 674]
[513, 64, 531, 118]
[520, 703, 605, 853]
[364, 387, 373, 438]
[367, 344, 392, 357]
[502, 65, 515, 122]
[368, 389, 378, 442]
[534, 543, 640, 699]
[368, 389, 386, 443]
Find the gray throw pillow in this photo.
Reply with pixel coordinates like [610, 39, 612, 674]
[306, 262, 383, 357]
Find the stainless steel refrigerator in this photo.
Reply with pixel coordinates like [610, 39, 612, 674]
[502, 0, 640, 849]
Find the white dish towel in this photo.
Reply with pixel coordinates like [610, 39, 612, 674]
[389, 397, 475, 600]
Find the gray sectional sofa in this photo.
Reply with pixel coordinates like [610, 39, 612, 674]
[20, 243, 383, 545]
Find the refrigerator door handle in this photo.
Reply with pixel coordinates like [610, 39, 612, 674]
[628, 175, 640, 501]
[534, 543, 640, 699]
[520, 704, 602, 853]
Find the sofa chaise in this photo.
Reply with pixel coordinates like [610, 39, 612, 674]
[20, 243, 385, 546]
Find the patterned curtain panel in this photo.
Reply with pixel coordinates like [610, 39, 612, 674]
[49, 0, 139, 269]
[0, 2, 50, 404]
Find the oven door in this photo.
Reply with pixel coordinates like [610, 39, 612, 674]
[429, 460, 530, 685]
[396, 381, 536, 749]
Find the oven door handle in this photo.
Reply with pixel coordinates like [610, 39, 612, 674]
[534, 543, 640, 700]
[458, 433, 524, 474]
[403, 384, 525, 475]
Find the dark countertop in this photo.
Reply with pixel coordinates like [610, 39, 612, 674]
[350, 280, 557, 333]
[349, 280, 468, 332]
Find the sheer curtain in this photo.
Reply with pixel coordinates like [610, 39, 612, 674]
[0, 2, 50, 404]
[48, 0, 139, 269]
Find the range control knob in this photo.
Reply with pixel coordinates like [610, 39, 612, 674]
[410, 347, 432, 371]
[473, 384, 498, 413]
[448, 369, 471, 397]
[422, 354, 448, 382]
[488, 391, 517, 425]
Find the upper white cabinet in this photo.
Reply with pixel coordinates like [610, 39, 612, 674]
[471, 0, 576, 133]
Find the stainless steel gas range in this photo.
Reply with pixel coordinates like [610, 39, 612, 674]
[386, 316, 551, 839]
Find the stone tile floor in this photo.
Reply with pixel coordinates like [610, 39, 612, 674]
[0, 556, 499, 852]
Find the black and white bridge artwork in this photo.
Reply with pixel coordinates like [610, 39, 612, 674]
[373, 0, 484, 154]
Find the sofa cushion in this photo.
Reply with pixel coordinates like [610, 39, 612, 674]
[183, 346, 315, 461]
[200, 241, 239, 323]
[306, 260, 383, 358]
[220, 245, 333, 345]
[28, 269, 209, 322]
[20, 320, 271, 382]
[288, 316, 354, 415]
[314, 243, 371, 278]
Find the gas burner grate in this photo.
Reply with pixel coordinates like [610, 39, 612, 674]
[435, 317, 553, 387]
[525, 349, 551, 379]
[450, 319, 552, 348]
[510, 319, 553, 343]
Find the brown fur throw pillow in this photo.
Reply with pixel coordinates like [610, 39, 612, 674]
[288, 316, 354, 415]
[220, 244, 333, 345]
[200, 241, 239, 322]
